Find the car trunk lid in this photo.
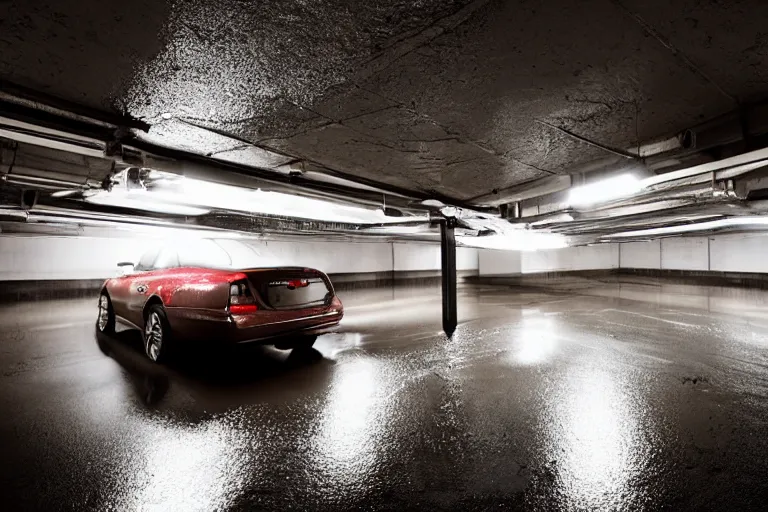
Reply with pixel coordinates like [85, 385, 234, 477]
[241, 268, 333, 310]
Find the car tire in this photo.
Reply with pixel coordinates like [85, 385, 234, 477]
[96, 293, 116, 334]
[143, 305, 172, 363]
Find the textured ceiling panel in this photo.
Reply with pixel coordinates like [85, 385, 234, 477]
[0, 0, 763, 201]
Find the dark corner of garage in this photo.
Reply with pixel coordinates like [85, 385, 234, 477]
[2, 1, 768, 510]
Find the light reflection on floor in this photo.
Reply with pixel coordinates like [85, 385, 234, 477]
[120, 418, 251, 512]
[512, 313, 559, 366]
[545, 367, 649, 511]
[308, 355, 402, 502]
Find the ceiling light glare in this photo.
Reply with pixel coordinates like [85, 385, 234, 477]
[568, 174, 642, 207]
[170, 176, 430, 224]
[88, 172, 430, 224]
[50, 190, 80, 198]
[86, 190, 210, 216]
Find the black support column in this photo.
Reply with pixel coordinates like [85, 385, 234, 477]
[440, 217, 457, 337]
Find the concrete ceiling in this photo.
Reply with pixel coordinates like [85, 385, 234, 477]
[1, 0, 766, 202]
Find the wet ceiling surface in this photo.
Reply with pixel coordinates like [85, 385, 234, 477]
[1, 0, 766, 201]
[2, 280, 768, 510]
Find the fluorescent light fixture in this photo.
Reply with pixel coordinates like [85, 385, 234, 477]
[604, 216, 768, 238]
[568, 174, 643, 207]
[85, 172, 430, 224]
[86, 190, 211, 216]
[50, 190, 82, 198]
[162, 178, 402, 223]
[459, 231, 567, 251]
[358, 225, 433, 235]
[21, 210, 252, 240]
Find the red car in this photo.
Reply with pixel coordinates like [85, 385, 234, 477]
[96, 239, 344, 362]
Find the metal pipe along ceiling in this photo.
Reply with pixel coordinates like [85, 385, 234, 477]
[505, 147, 768, 235]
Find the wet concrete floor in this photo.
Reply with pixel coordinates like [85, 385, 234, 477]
[1, 277, 768, 511]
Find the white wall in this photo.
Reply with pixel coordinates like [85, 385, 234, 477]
[521, 244, 619, 273]
[618, 233, 768, 274]
[478, 250, 521, 276]
[477, 244, 619, 275]
[709, 233, 768, 273]
[18, 230, 768, 281]
[392, 243, 478, 271]
[619, 240, 660, 269]
[660, 237, 708, 271]
[475, 232, 768, 277]
[457, 247, 480, 271]
[243, 239, 393, 274]
[0, 235, 479, 281]
[393, 243, 437, 271]
[0, 236, 146, 281]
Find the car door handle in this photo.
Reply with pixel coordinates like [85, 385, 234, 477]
[136, 284, 148, 294]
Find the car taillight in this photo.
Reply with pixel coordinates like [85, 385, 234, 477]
[286, 278, 309, 290]
[229, 304, 258, 314]
[331, 295, 343, 309]
[229, 280, 257, 315]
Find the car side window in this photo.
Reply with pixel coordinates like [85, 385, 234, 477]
[135, 248, 160, 272]
[154, 248, 179, 270]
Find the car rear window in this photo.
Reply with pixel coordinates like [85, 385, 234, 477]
[264, 277, 331, 309]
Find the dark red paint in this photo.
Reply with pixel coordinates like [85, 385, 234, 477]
[101, 266, 343, 344]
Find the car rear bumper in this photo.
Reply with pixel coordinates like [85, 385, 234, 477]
[165, 307, 343, 345]
[233, 318, 342, 344]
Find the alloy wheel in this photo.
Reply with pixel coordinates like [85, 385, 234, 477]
[144, 312, 163, 361]
[97, 295, 110, 332]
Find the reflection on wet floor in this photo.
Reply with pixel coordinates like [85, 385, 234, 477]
[2, 277, 768, 510]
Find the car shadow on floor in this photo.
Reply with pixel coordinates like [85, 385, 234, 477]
[95, 329, 334, 409]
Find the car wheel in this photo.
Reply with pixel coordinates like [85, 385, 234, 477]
[96, 293, 116, 334]
[143, 305, 172, 363]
